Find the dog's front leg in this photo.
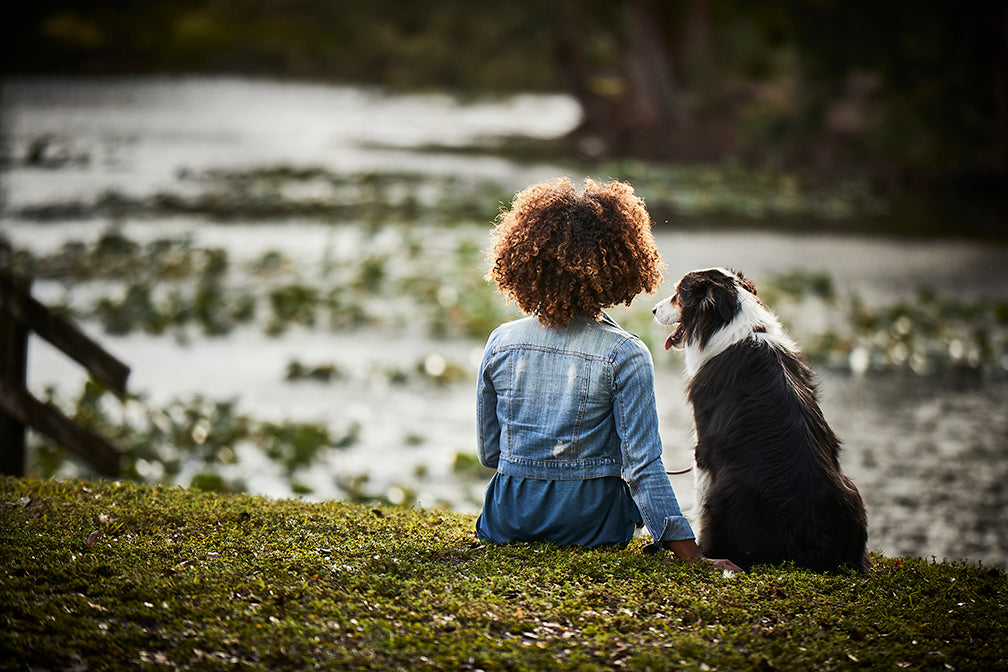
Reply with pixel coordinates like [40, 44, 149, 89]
[692, 448, 712, 549]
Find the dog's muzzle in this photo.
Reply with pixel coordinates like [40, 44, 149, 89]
[652, 301, 685, 350]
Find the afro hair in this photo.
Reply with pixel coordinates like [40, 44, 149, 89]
[487, 177, 664, 327]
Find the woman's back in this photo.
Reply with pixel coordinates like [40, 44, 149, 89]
[479, 313, 639, 480]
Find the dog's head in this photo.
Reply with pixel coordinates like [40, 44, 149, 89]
[652, 268, 760, 351]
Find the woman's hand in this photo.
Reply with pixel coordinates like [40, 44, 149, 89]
[663, 538, 744, 574]
[703, 557, 744, 574]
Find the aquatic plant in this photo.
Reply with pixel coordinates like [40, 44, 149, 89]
[284, 360, 344, 382]
[29, 383, 354, 489]
[7, 228, 1006, 376]
[92, 276, 256, 338]
[266, 283, 320, 335]
[351, 254, 389, 292]
[838, 290, 1008, 376]
[9, 160, 898, 232]
[258, 420, 357, 475]
[9, 227, 200, 281]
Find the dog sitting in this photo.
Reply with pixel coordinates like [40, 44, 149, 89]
[653, 268, 870, 572]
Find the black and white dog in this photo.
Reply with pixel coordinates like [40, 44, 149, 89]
[653, 268, 870, 571]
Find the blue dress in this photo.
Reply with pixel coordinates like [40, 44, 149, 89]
[476, 474, 643, 547]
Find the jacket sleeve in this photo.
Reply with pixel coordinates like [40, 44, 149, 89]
[476, 339, 501, 469]
[612, 337, 695, 546]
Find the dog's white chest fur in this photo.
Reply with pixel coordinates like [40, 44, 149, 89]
[692, 464, 712, 535]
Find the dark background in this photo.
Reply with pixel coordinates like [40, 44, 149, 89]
[5, 0, 1007, 226]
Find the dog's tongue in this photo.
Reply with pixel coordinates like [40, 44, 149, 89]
[665, 323, 685, 350]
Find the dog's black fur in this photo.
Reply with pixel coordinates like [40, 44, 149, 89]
[656, 269, 870, 572]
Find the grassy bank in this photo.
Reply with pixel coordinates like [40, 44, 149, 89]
[1, 477, 1005, 671]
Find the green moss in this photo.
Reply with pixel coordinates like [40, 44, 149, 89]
[1, 477, 1005, 671]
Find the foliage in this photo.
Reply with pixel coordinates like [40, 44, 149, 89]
[779, 1, 1006, 178]
[6, 0, 561, 91]
[1, 477, 1006, 671]
[32, 382, 356, 490]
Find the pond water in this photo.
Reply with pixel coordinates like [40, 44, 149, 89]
[3, 77, 1007, 567]
[1, 76, 579, 208]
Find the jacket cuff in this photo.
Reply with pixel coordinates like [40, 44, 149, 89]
[660, 514, 696, 542]
[642, 515, 695, 554]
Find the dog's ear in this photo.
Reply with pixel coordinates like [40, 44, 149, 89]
[702, 280, 738, 323]
[732, 269, 758, 297]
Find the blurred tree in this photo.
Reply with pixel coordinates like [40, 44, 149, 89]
[554, 0, 1006, 183]
[783, 0, 1007, 183]
[553, 0, 738, 160]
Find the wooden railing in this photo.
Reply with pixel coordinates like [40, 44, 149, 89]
[0, 270, 127, 476]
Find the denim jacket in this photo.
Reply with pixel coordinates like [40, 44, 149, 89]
[477, 313, 694, 545]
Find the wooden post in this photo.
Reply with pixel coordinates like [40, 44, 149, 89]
[0, 383, 121, 477]
[0, 270, 127, 477]
[0, 272, 129, 393]
[0, 275, 29, 475]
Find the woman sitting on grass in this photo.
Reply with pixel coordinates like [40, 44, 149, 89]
[476, 177, 740, 572]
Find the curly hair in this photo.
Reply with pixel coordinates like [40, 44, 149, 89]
[487, 177, 664, 328]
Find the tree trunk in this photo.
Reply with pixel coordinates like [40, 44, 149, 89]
[621, 0, 683, 151]
[555, 0, 733, 161]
